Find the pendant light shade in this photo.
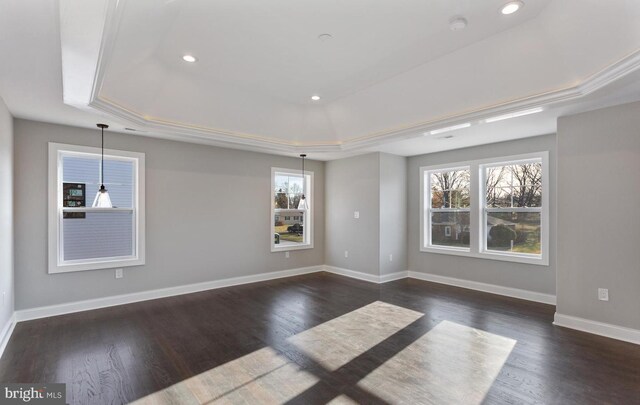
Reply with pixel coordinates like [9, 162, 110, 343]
[93, 185, 113, 208]
[93, 123, 113, 208]
[297, 194, 309, 210]
[297, 154, 309, 210]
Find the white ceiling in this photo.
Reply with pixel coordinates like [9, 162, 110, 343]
[0, 0, 639, 160]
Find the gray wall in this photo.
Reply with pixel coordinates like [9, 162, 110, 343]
[325, 153, 380, 275]
[408, 134, 557, 295]
[0, 97, 13, 330]
[379, 153, 407, 275]
[14, 119, 324, 310]
[557, 102, 640, 330]
[325, 152, 408, 276]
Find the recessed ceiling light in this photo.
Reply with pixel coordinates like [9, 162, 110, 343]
[182, 54, 197, 63]
[427, 122, 471, 135]
[311, 95, 321, 101]
[449, 17, 468, 31]
[484, 107, 544, 123]
[501, 1, 524, 15]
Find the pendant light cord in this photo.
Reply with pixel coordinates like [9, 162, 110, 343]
[97, 123, 109, 190]
[300, 154, 306, 197]
[101, 126, 104, 187]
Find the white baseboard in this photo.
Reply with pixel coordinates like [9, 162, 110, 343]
[553, 313, 640, 345]
[13, 265, 555, 324]
[15, 265, 323, 322]
[407, 271, 557, 305]
[323, 265, 408, 284]
[0, 313, 17, 360]
[380, 270, 410, 283]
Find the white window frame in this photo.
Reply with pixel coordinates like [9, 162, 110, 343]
[420, 151, 549, 266]
[422, 164, 471, 254]
[48, 143, 146, 274]
[271, 167, 314, 252]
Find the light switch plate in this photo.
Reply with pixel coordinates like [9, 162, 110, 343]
[354, 211, 360, 219]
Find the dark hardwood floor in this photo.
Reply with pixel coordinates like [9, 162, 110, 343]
[1, 272, 639, 404]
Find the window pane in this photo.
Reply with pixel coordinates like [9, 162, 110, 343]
[63, 156, 134, 208]
[431, 211, 470, 248]
[486, 212, 541, 254]
[485, 161, 542, 208]
[274, 210, 305, 247]
[430, 169, 470, 208]
[63, 211, 134, 261]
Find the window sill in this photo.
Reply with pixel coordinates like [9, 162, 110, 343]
[49, 257, 144, 274]
[420, 246, 548, 266]
[271, 244, 313, 253]
[61, 207, 134, 213]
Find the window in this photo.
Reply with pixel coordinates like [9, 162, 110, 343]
[482, 159, 542, 256]
[271, 168, 313, 251]
[421, 152, 548, 265]
[424, 167, 470, 250]
[48, 143, 145, 273]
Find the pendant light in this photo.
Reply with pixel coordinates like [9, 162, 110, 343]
[297, 154, 309, 210]
[92, 124, 113, 208]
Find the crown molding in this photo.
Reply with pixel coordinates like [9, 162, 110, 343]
[84, 0, 640, 154]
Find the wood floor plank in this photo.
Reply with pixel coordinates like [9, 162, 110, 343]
[1, 272, 639, 404]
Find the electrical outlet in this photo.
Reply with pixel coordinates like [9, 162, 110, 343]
[389, 254, 393, 262]
[115, 268, 124, 279]
[285, 251, 290, 259]
[344, 250, 349, 258]
[354, 211, 360, 219]
[598, 288, 609, 301]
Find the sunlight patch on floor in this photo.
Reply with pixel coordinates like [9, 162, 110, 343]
[287, 301, 424, 371]
[130, 303, 516, 404]
[131, 347, 318, 404]
[357, 320, 517, 404]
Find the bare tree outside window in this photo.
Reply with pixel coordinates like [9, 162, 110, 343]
[428, 168, 470, 248]
[484, 160, 543, 254]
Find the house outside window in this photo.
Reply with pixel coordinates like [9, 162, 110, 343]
[271, 168, 313, 251]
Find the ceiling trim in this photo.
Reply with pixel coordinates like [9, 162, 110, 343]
[341, 49, 640, 150]
[85, 0, 640, 154]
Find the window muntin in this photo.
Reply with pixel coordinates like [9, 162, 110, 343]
[426, 167, 471, 250]
[482, 159, 543, 256]
[49, 143, 145, 273]
[271, 168, 313, 251]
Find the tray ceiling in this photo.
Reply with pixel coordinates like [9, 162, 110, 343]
[1, 0, 639, 158]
